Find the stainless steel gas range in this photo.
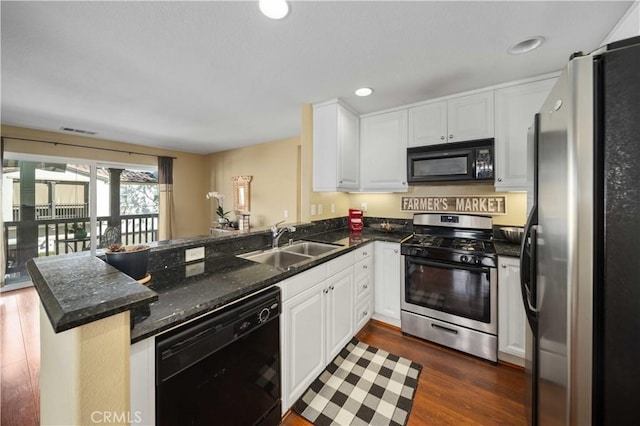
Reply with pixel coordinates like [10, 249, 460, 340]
[400, 213, 497, 362]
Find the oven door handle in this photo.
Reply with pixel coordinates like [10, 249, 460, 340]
[406, 256, 491, 274]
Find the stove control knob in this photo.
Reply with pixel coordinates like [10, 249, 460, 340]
[473, 256, 481, 265]
[460, 255, 468, 263]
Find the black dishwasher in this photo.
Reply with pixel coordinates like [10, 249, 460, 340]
[156, 287, 281, 426]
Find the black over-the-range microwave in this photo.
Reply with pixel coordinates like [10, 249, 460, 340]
[406, 138, 495, 184]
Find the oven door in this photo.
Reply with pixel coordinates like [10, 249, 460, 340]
[401, 256, 497, 334]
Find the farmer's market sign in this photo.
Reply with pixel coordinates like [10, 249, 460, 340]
[401, 196, 507, 215]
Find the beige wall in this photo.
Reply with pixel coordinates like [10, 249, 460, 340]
[206, 136, 301, 228]
[1, 125, 209, 238]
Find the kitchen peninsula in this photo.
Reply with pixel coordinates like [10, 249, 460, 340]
[27, 218, 410, 425]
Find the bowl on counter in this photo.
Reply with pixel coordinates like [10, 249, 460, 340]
[500, 227, 524, 244]
[369, 222, 406, 233]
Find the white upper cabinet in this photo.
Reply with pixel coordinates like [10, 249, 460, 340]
[360, 110, 409, 192]
[494, 78, 556, 191]
[313, 99, 359, 191]
[447, 91, 495, 142]
[408, 101, 448, 147]
[408, 91, 494, 147]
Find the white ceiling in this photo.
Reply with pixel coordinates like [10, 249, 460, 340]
[1, 1, 632, 154]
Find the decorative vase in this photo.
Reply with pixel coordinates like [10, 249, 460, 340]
[105, 247, 150, 280]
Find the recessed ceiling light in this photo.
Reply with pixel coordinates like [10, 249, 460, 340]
[259, 0, 289, 20]
[355, 87, 373, 97]
[508, 36, 545, 55]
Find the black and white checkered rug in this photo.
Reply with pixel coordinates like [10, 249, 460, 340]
[293, 338, 422, 426]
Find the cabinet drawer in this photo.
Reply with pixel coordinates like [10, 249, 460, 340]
[353, 244, 373, 261]
[354, 257, 373, 301]
[354, 298, 373, 333]
[279, 264, 327, 301]
[326, 251, 354, 277]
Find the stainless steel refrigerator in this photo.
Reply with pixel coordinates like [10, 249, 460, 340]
[521, 36, 640, 425]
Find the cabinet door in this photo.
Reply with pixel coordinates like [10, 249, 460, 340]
[312, 100, 359, 191]
[447, 91, 494, 142]
[408, 101, 448, 147]
[360, 110, 409, 192]
[374, 242, 402, 325]
[494, 78, 556, 190]
[281, 285, 326, 413]
[498, 256, 526, 366]
[326, 268, 354, 361]
[337, 105, 360, 190]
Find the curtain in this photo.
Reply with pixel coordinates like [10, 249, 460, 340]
[0, 138, 4, 287]
[158, 156, 176, 241]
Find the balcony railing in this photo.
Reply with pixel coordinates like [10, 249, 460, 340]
[3, 214, 159, 276]
[12, 203, 89, 221]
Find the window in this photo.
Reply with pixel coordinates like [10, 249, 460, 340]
[2, 154, 158, 289]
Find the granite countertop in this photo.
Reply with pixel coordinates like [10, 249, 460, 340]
[27, 222, 410, 343]
[27, 254, 158, 333]
[130, 227, 411, 343]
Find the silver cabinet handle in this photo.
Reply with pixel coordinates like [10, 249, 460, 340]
[323, 288, 329, 294]
[363, 252, 368, 256]
[402, 181, 407, 185]
[501, 264, 507, 268]
[363, 311, 368, 317]
[449, 134, 453, 139]
[363, 284, 368, 289]
[394, 249, 398, 253]
[363, 265, 368, 270]
[497, 177, 503, 182]
[440, 136, 445, 140]
[330, 285, 334, 290]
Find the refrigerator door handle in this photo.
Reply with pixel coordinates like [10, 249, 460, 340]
[520, 205, 538, 331]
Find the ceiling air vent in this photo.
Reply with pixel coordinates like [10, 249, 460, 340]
[60, 126, 97, 135]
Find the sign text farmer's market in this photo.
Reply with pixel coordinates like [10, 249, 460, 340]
[401, 196, 507, 215]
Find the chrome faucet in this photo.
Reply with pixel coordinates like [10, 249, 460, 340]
[271, 220, 296, 249]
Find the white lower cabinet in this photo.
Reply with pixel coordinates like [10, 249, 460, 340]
[281, 281, 327, 413]
[497, 255, 526, 366]
[326, 268, 355, 361]
[373, 241, 402, 327]
[130, 337, 155, 426]
[279, 257, 354, 414]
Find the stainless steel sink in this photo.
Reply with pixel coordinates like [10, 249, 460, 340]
[279, 241, 342, 257]
[238, 250, 312, 269]
[237, 240, 343, 270]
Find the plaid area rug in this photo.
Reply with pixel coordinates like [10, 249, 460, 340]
[293, 338, 422, 426]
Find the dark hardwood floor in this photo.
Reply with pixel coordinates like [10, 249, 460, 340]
[284, 321, 526, 426]
[1, 288, 525, 426]
[1, 287, 40, 426]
